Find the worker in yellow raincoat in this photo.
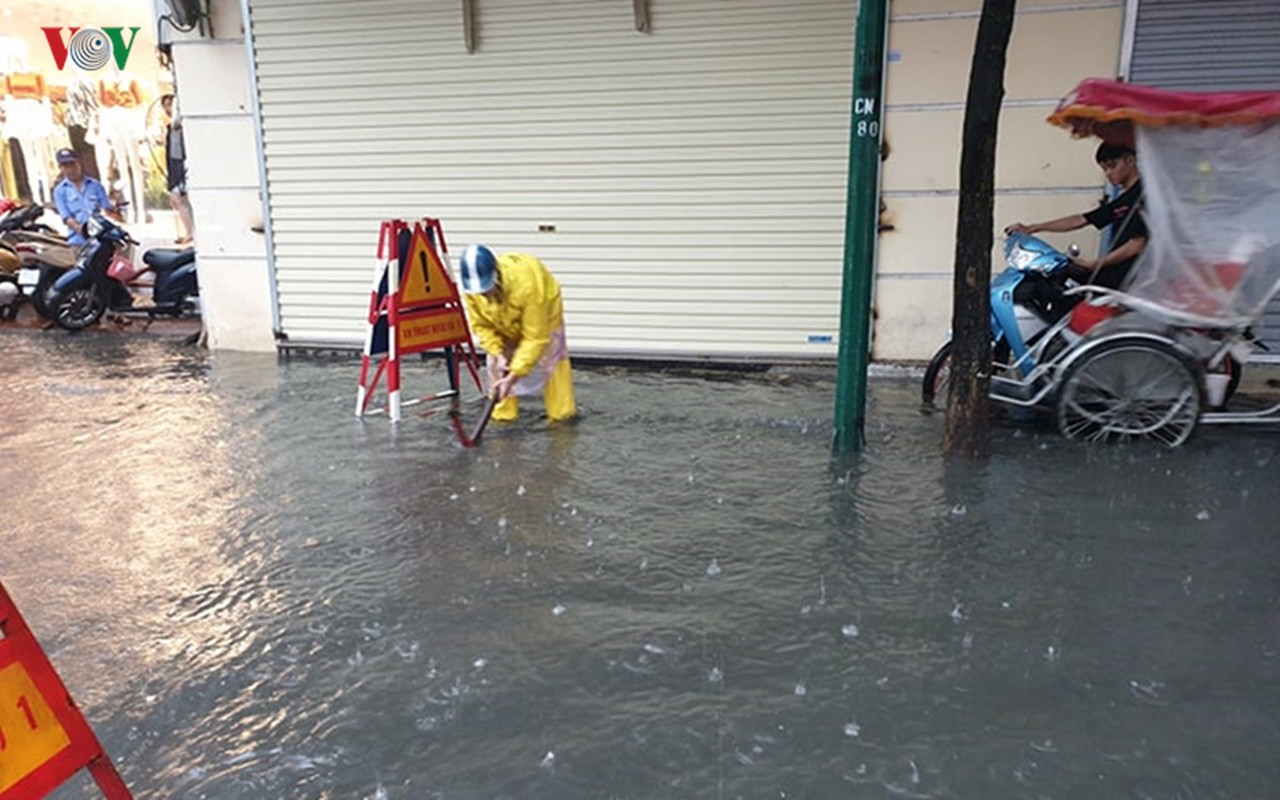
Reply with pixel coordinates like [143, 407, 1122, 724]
[458, 244, 577, 423]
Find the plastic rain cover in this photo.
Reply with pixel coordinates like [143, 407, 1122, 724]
[1121, 121, 1280, 328]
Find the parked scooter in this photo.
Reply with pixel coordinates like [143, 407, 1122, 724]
[0, 203, 78, 318]
[45, 211, 198, 331]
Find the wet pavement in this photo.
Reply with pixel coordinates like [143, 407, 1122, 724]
[2, 323, 1278, 799]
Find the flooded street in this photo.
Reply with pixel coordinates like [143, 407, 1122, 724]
[2, 331, 1278, 799]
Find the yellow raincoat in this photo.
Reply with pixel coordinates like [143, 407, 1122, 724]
[462, 252, 576, 422]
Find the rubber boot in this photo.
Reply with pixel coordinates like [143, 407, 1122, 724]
[543, 358, 577, 422]
[492, 394, 519, 422]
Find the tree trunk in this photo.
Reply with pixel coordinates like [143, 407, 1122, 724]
[944, 0, 1018, 458]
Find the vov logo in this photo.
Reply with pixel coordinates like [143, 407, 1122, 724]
[41, 27, 141, 71]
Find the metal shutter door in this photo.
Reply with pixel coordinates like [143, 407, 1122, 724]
[246, 0, 855, 359]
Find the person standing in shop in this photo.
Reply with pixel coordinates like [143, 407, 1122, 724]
[161, 94, 194, 245]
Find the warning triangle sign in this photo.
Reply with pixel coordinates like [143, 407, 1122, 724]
[399, 228, 456, 308]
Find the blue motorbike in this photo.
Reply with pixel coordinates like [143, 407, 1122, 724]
[921, 232, 1075, 405]
[45, 212, 198, 331]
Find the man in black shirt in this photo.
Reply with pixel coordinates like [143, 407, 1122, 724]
[1006, 142, 1147, 290]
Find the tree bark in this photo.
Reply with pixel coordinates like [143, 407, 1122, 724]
[944, 0, 1018, 458]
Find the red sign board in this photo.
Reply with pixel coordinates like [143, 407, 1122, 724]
[399, 306, 471, 353]
[0, 582, 131, 800]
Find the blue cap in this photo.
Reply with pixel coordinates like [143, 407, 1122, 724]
[459, 244, 497, 293]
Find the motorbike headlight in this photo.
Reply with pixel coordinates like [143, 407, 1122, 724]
[86, 217, 104, 238]
[1008, 245, 1037, 271]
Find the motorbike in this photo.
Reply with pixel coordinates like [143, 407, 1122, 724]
[921, 232, 1079, 405]
[0, 203, 78, 319]
[45, 211, 199, 331]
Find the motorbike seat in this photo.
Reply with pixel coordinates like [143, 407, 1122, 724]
[143, 248, 196, 273]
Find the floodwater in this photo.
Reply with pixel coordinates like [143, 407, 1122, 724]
[1, 331, 1277, 800]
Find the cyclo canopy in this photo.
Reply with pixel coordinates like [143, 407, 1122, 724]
[1048, 79, 1280, 328]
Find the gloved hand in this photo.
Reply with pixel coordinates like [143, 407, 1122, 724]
[493, 372, 519, 400]
[487, 353, 510, 387]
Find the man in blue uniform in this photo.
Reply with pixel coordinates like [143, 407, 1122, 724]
[52, 148, 113, 245]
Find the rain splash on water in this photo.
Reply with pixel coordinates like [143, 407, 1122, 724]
[1, 332, 1277, 799]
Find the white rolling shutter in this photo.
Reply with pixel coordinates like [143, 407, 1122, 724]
[246, 0, 856, 359]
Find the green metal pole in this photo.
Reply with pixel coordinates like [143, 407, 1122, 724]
[833, 0, 889, 452]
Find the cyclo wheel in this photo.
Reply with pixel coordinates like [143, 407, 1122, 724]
[1054, 337, 1201, 447]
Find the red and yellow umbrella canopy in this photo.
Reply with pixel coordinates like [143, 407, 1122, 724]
[1047, 78, 1280, 147]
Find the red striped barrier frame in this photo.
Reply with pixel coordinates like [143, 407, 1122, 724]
[0, 581, 131, 800]
[355, 218, 483, 425]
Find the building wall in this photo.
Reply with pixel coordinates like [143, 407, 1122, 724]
[876, 0, 1126, 361]
[161, 0, 275, 351]
[214, 0, 1137, 361]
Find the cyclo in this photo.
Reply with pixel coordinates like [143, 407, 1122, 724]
[923, 78, 1280, 447]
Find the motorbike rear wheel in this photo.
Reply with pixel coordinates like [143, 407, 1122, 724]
[921, 342, 953, 405]
[921, 339, 1013, 406]
[53, 286, 106, 330]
